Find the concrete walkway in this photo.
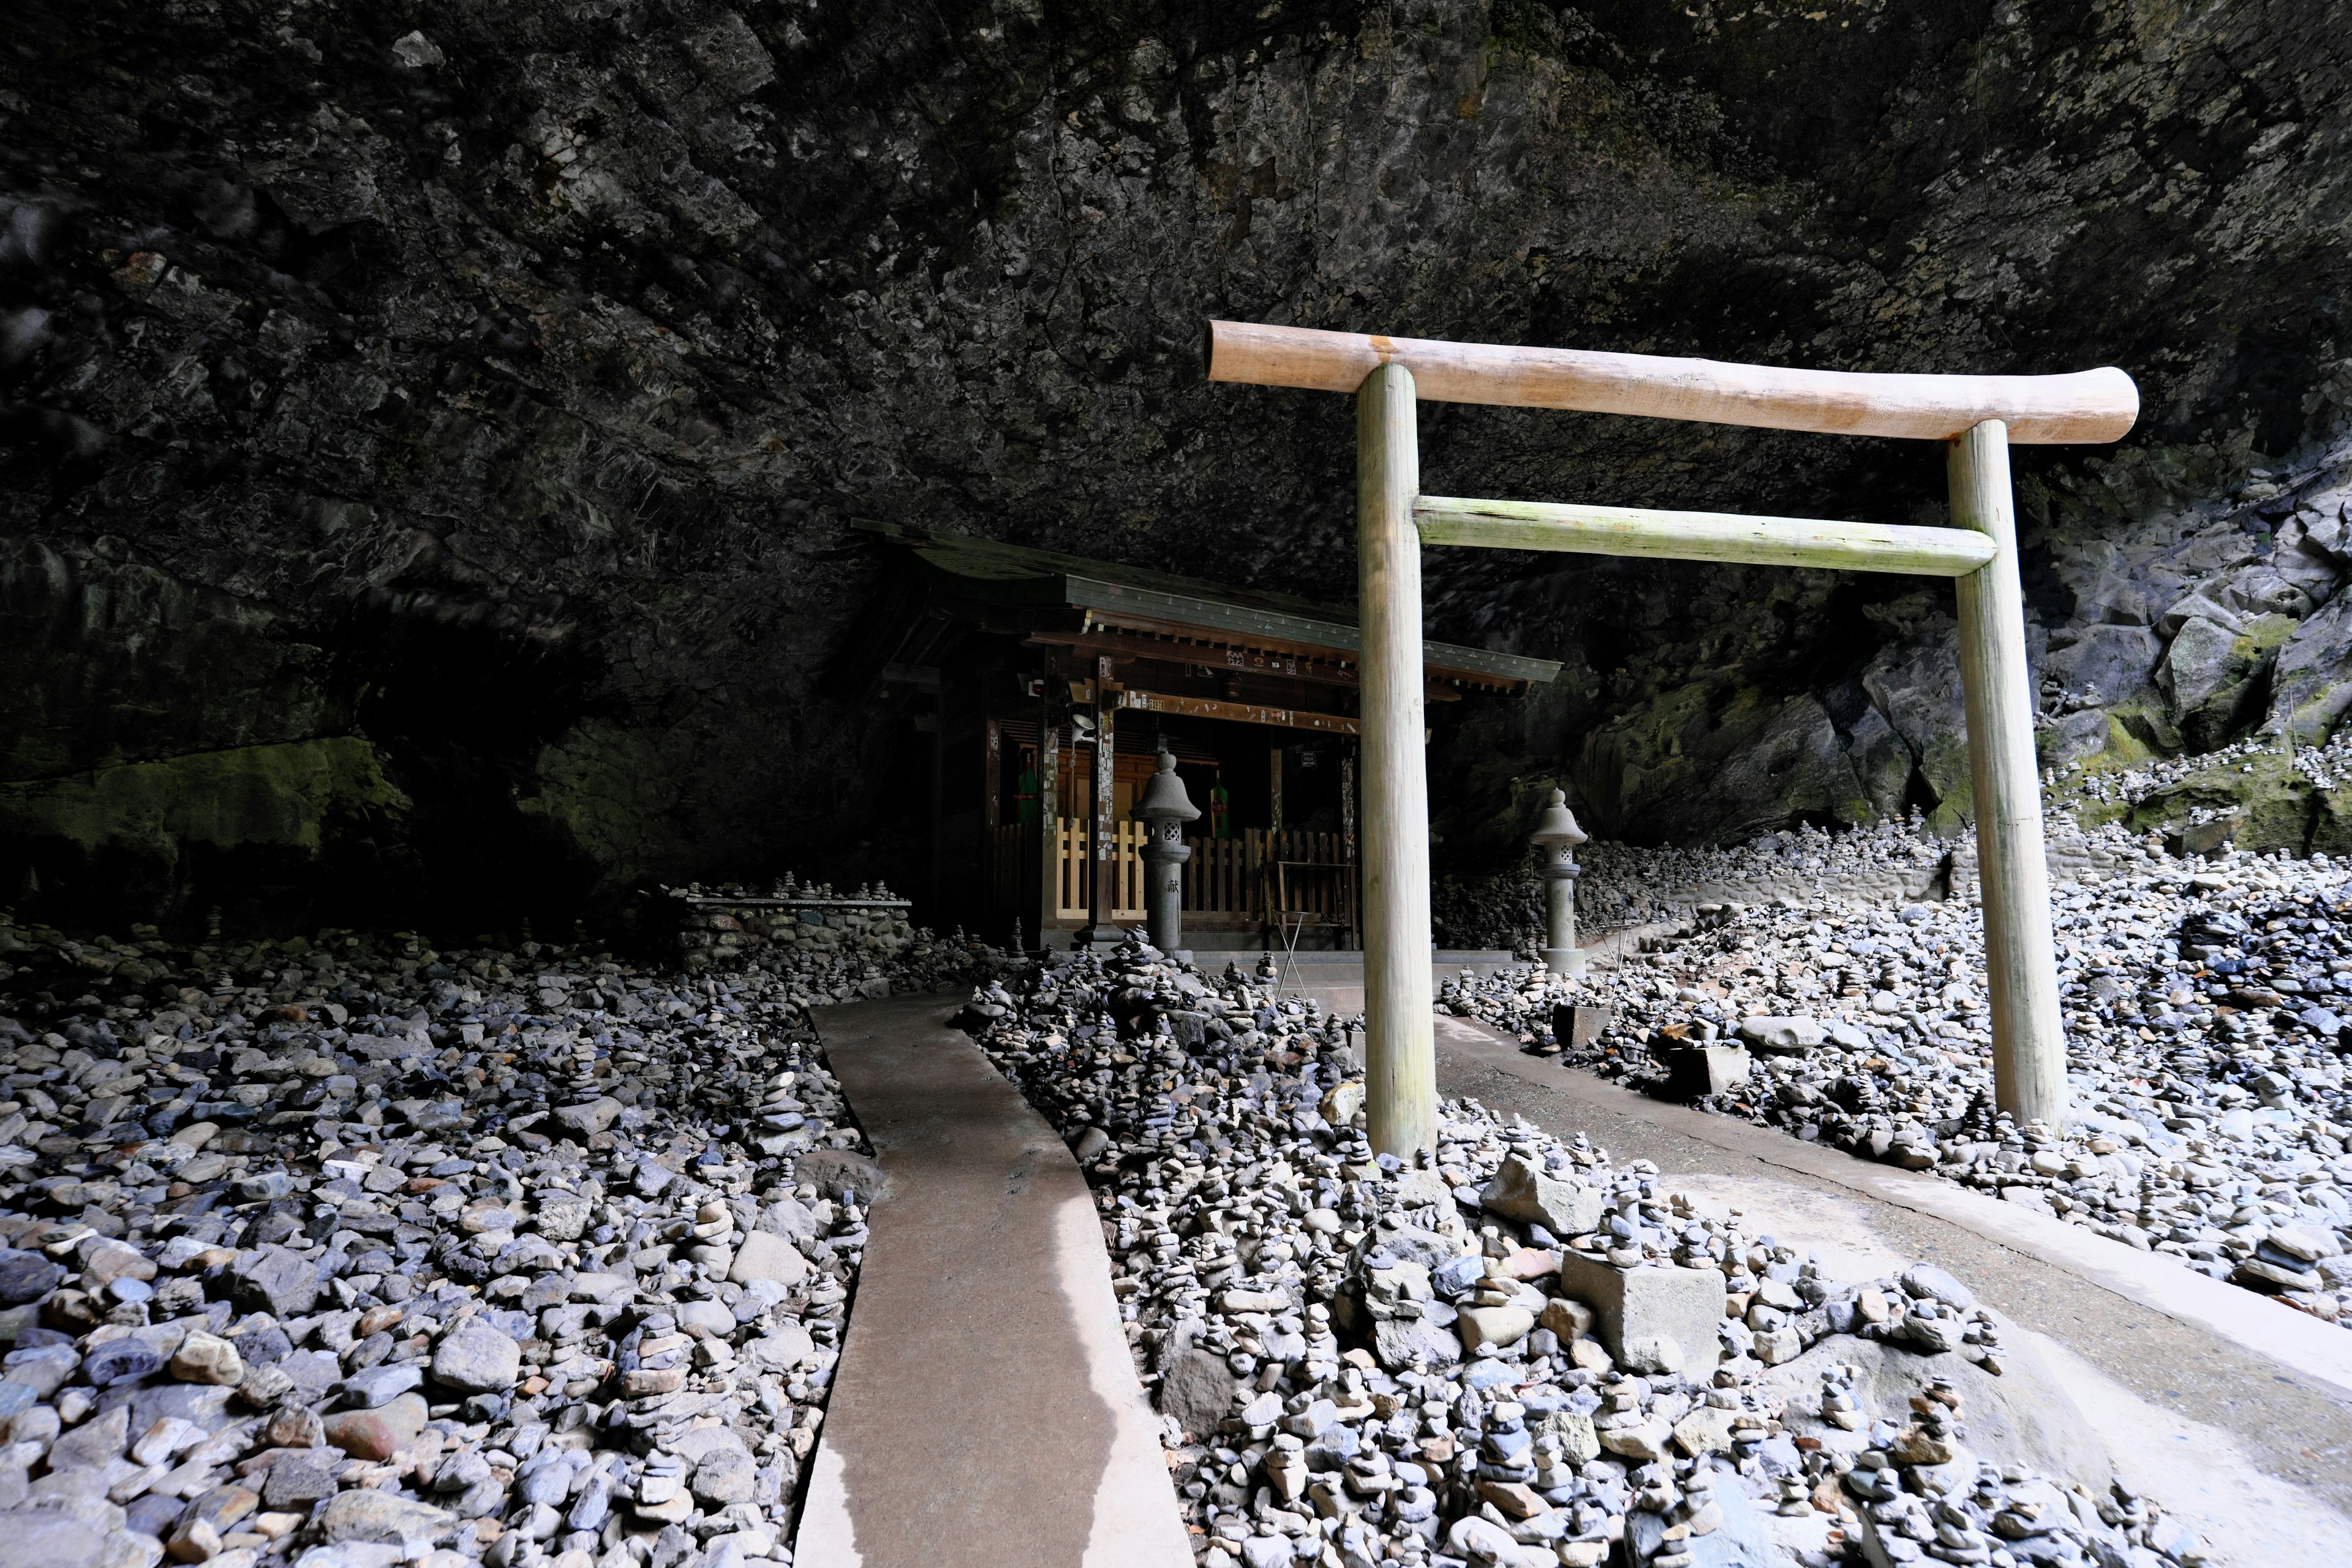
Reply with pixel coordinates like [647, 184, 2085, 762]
[1431, 1014, 2352, 1539]
[796, 995, 1191, 1568]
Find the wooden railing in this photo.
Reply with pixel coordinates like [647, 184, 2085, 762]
[1183, 829, 1351, 916]
[1050, 820, 1148, 920]
[993, 821, 1359, 937]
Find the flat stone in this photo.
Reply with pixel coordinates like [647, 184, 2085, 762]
[0, 1252, 64, 1306]
[4, 1344, 77, 1397]
[50, 1404, 130, 1471]
[551, 1098, 622, 1137]
[262, 1453, 338, 1509]
[744, 1321, 815, 1373]
[567, 1273, 634, 1303]
[0, 1509, 105, 1568]
[323, 1393, 430, 1461]
[339, 1365, 424, 1408]
[1455, 1305, 1533, 1354]
[430, 1322, 520, 1393]
[792, 1148, 891, 1204]
[2265, 1224, 2329, 1264]
[1597, 1420, 1669, 1461]
[1736, 1016, 1826, 1054]
[2233, 1256, 2323, 1292]
[78, 1245, 154, 1289]
[1671, 1406, 1733, 1457]
[725, 1231, 810, 1290]
[127, 1383, 236, 1436]
[687, 1446, 754, 1506]
[314, 1488, 453, 1550]
[81, 1342, 160, 1389]
[1899, 1262, 1976, 1312]
[1537, 1297, 1596, 1341]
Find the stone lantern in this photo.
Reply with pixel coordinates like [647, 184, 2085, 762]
[1133, 745, 1200, 959]
[1529, 788, 1588, 977]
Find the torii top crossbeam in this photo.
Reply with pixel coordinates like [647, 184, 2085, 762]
[1207, 320, 2138, 442]
[1206, 318, 2139, 1154]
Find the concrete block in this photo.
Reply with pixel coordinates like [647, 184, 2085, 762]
[1656, 1044, 1752, 1099]
[1555, 1251, 1726, 1374]
[1550, 1003, 1613, 1049]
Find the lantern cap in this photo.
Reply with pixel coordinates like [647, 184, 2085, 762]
[1529, 788, 1587, 848]
[1134, 747, 1200, 823]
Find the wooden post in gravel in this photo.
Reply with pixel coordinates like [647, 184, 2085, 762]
[1356, 364, 1438, 1156]
[1950, 420, 2069, 1126]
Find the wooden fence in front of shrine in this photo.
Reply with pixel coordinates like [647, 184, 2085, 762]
[991, 823, 1356, 938]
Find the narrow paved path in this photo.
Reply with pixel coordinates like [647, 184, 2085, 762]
[1431, 1013, 2352, 1528]
[796, 995, 1191, 1568]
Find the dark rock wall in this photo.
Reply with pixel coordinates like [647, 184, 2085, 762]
[2, 0, 2349, 934]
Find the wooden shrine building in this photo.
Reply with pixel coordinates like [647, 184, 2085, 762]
[838, 520, 1561, 949]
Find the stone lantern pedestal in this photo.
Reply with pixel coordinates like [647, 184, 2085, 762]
[1529, 788, 1588, 978]
[1134, 746, 1200, 960]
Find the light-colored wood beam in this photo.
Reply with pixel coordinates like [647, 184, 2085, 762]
[1413, 496, 1999, 578]
[1357, 364, 1438, 1158]
[1207, 320, 2138, 445]
[1950, 421, 2070, 1128]
[1113, 688, 1361, 735]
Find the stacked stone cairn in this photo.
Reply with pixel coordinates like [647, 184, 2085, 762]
[961, 941, 2206, 1568]
[0, 914, 1001, 1568]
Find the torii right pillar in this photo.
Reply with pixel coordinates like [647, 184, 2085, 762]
[1950, 420, 2068, 1128]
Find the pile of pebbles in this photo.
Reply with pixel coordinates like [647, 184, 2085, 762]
[961, 944, 2205, 1568]
[1446, 819, 2352, 1330]
[0, 912, 982, 1568]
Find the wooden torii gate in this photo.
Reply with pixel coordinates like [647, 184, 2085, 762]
[1207, 321, 2139, 1155]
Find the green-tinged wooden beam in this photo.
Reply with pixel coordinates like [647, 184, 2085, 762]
[1412, 496, 1999, 578]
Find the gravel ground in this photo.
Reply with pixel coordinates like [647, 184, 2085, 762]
[1443, 817, 2352, 1336]
[961, 945, 2206, 1568]
[0, 912, 990, 1568]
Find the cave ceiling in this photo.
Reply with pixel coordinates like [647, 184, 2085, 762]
[3, 0, 2349, 930]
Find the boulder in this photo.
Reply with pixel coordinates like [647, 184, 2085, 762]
[230, 1246, 323, 1318]
[0, 1510, 104, 1568]
[1156, 1349, 1239, 1439]
[1478, 1155, 1602, 1236]
[1757, 1334, 2110, 1495]
[2043, 624, 2160, 707]
[2269, 589, 2352, 742]
[1371, 1316, 1461, 1373]
[793, 1149, 891, 1204]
